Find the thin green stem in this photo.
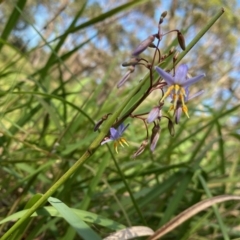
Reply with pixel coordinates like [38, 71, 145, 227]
[109, 146, 147, 226]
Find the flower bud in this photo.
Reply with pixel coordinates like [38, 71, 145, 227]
[132, 139, 148, 158]
[117, 65, 135, 88]
[131, 35, 155, 57]
[159, 17, 164, 25]
[159, 11, 167, 25]
[161, 11, 168, 18]
[147, 107, 161, 123]
[150, 124, 160, 151]
[177, 32, 186, 50]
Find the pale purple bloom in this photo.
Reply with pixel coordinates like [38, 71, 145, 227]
[101, 123, 129, 144]
[101, 123, 129, 153]
[155, 64, 205, 119]
[155, 64, 205, 89]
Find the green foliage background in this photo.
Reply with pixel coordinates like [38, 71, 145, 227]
[0, 0, 240, 239]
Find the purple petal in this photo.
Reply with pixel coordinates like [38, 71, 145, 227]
[147, 107, 160, 123]
[155, 66, 175, 85]
[188, 90, 204, 101]
[174, 64, 188, 84]
[110, 127, 119, 139]
[182, 74, 205, 88]
[118, 123, 125, 133]
[174, 107, 182, 124]
[101, 138, 113, 145]
[118, 123, 129, 135]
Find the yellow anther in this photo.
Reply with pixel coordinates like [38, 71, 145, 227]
[168, 105, 174, 112]
[161, 85, 174, 102]
[118, 139, 124, 147]
[113, 138, 129, 153]
[172, 93, 178, 100]
[114, 142, 119, 154]
[180, 87, 186, 97]
[179, 94, 186, 106]
[120, 138, 129, 146]
[182, 105, 190, 118]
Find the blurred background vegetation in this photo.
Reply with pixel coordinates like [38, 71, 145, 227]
[0, 0, 240, 239]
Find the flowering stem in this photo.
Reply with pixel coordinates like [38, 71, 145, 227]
[1, 8, 225, 240]
[116, 8, 225, 126]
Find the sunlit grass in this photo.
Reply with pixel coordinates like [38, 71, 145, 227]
[0, 1, 239, 240]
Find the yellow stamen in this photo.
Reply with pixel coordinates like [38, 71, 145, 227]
[168, 104, 174, 112]
[179, 93, 185, 105]
[118, 139, 124, 147]
[179, 93, 190, 118]
[114, 142, 119, 154]
[120, 137, 129, 146]
[172, 93, 179, 110]
[161, 85, 174, 102]
[180, 87, 186, 97]
[182, 105, 190, 118]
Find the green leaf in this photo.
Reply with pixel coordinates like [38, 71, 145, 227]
[0, 206, 125, 231]
[48, 197, 101, 240]
[0, 0, 27, 52]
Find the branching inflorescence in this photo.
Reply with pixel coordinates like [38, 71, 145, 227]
[95, 11, 206, 156]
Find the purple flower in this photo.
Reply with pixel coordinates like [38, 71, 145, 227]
[101, 123, 129, 153]
[155, 64, 205, 118]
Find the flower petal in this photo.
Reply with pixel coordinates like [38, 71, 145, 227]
[110, 127, 119, 139]
[174, 64, 188, 84]
[182, 74, 205, 88]
[188, 90, 204, 101]
[147, 107, 160, 123]
[101, 138, 113, 145]
[174, 107, 182, 124]
[155, 66, 175, 85]
[118, 123, 129, 135]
